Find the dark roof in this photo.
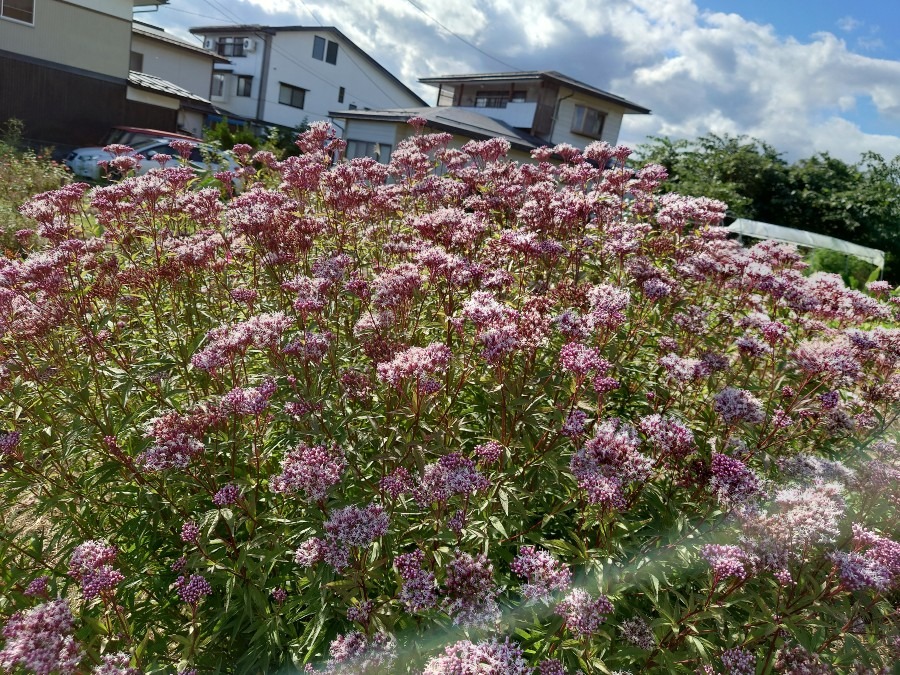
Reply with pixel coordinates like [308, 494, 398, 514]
[188, 25, 427, 106]
[419, 70, 650, 114]
[133, 23, 230, 63]
[329, 106, 547, 152]
[128, 71, 216, 112]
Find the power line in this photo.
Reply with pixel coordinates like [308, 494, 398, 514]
[402, 0, 523, 73]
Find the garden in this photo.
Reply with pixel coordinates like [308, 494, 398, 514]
[0, 119, 898, 674]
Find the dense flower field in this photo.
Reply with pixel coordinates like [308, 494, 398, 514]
[0, 121, 898, 674]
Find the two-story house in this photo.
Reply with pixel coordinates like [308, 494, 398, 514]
[130, 21, 228, 137]
[330, 70, 650, 163]
[188, 24, 427, 133]
[0, 0, 191, 148]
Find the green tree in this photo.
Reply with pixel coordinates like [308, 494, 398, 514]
[635, 134, 900, 282]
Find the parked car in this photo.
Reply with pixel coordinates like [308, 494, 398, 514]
[64, 138, 237, 181]
[102, 126, 199, 148]
[64, 127, 201, 181]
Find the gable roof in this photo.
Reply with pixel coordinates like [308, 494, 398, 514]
[419, 70, 650, 114]
[133, 22, 230, 63]
[329, 106, 547, 153]
[188, 24, 427, 106]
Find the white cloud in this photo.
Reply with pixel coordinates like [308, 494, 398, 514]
[837, 16, 862, 32]
[154, 0, 900, 162]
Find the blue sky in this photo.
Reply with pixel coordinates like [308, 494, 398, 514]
[145, 0, 900, 163]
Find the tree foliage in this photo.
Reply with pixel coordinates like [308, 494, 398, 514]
[635, 134, 900, 281]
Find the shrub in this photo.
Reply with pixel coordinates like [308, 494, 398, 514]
[0, 124, 898, 674]
[0, 118, 71, 251]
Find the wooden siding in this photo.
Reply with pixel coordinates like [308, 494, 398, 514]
[0, 54, 175, 149]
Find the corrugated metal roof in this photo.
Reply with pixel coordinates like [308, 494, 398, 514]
[128, 71, 215, 108]
[329, 106, 546, 152]
[419, 70, 650, 114]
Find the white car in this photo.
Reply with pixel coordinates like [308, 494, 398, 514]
[64, 139, 237, 181]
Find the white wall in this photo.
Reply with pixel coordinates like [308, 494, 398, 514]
[197, 31, 267, 120]
[131, 34, 216, 98]
[550, 92, 626, 148]
[261, 31, 422, 129]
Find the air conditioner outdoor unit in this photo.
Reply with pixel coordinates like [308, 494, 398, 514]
[204, 38, 214, 50]
[242, 38, 256, 52]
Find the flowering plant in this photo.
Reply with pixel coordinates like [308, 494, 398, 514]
[0, 123, 898, 673]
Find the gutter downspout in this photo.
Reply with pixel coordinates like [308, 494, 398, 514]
[548, 91, 574, 143]
[255, 30, 273, 125]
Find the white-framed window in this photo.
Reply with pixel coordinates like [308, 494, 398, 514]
[211, 73, 226, 98]
[216, 37, 245, 57]
[312, 35, 338, 64]
[1, 0, 34, 24]
[346, 139, 391, 163]
[236, 75, 253, 97]
[571, 104, 606, 139]
[278, 83, 306, 109]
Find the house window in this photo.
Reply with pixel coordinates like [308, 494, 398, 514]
[312, 35, 338, 64]
[312, 36, 325, 60]
[236, 75, 253, 97]
[571, 104, 606, 139]
[211, 73, 226, 98]
[278, 83, 306, 109]
[1, 0, 34, 24]
[129, 51, 144, 72]
[338, 86, 345, 103]
[346, 140, 391, 163]
[216, 37, 245, 57]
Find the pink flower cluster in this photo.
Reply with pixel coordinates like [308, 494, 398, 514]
[376, 342, 451, 390]
[709, 453, 763, 506]
[174, 574, 212, 605]
[413, 452, 490, 506]
[570, 418, 652, 508]
[270, 442, 345, 501]
[554, 588, 613, 637]
[422, 638, 532, 675]
[442, 550, 500, 626]
[395, 550, 438, 613]
[0, 600, 82, 675]
[510, 545, 572, 603]
[713, 387, 766, 425]
[191, 312, 293, 371]
[68, 540, 124, 600]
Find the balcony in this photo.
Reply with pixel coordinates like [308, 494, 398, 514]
[457, 101, 537, 130]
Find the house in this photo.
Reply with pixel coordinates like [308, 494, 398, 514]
[129, 22, 228, 136]
[330, 70, 650, 163]
[188, 24, 427, 133]
[0, 0, 185, 149]
[131, 22, 228, 101]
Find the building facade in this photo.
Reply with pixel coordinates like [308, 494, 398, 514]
[331, 70, 650, 164]
[189, 25, 426, 131]
[0, 0, 173, 148]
